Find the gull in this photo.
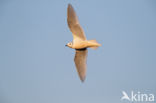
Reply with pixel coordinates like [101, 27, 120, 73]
[66, 4, 101, 82]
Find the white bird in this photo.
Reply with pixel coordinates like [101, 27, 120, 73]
[66, 4, 101, 82]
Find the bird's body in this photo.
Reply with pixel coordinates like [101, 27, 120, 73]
[66, 4, 101, 82]
[68, 40, 101, 49]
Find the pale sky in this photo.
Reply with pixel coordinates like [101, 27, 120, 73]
[0, 0, 156, 103]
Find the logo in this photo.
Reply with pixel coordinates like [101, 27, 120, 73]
[121, 91, 155, 102]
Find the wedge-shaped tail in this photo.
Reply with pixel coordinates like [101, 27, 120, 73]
[88, 40, 101, 49]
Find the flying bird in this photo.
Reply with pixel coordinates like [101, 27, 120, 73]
[66, 4, 101, 82]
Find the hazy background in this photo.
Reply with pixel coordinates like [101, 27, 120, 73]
[0, 0, 156, 103]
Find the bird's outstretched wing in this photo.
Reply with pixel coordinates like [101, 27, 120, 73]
[74, 49, 88, 82]
[67, 4, 86, 43]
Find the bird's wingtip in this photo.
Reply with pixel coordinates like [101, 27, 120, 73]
[80, 76, 86, 83]
[68, 3, 72, 7]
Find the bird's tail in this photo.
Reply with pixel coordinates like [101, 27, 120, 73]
[88, 40, 101, 50]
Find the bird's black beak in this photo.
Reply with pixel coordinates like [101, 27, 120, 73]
[65, 44, 67, 47]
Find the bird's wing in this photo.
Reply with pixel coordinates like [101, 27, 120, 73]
[74, 49, 88, 82]
[67, 4, 86, 43]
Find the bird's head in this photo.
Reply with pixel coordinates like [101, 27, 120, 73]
[65, 42, 73, 48]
